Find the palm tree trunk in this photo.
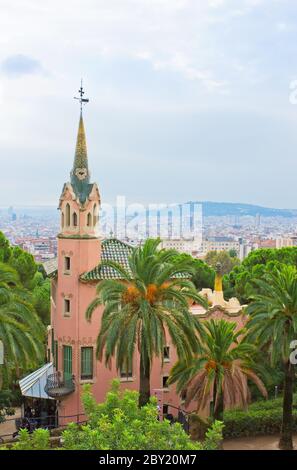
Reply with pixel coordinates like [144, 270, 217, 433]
[213, 376, 224, 421]
[139, 353, 150, 407]
[279, 360, 294, 450]
[213, 393, 224, 421]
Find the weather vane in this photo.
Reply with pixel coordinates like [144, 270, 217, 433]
[74, 79, 89, 112]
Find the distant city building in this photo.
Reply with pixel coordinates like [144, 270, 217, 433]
[201, 236, 240, 255]
[238, 238, 253, 261]
[254, 239, 276, 249]
[276, 236, 297, 249]
[160, 237, 202, 255]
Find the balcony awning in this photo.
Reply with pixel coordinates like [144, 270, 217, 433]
[19, 363, 55, 400]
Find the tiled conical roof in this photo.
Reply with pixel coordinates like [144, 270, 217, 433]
[70, 112, 92, 205]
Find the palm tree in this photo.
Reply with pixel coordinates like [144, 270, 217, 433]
[0, 263, 45, 387]
[168, 318, 267, 421]
[246, 265, 297, 450]
[86, 238, 207, 406]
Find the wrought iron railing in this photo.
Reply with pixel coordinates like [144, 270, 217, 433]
[45, 372, 75, 398]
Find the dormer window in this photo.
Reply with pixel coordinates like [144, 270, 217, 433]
[66, 203, 70, 227]
[93, 204, 98, 227]
[87, 212, 92, 226]
[73, 212, 78, 227]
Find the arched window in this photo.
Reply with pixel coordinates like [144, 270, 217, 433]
[61, 212, 65, 228]
[73, 212, 78, 227]
[66, 203, 70, 227]
[93, 204, 98, 227]
[87, 212, 92, 226]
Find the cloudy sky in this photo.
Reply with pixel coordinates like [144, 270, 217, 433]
[0, 0, 297, 208]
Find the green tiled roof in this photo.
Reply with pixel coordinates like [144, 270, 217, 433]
[80, 238, 134, 281]
[44, 238, 190, 282]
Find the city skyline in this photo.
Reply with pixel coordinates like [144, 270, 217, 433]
[1, 1, 297, 208]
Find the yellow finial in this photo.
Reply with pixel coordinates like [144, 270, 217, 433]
[214, 262, 223, 292]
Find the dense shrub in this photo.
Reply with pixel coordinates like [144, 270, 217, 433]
[62, 381, 222, 450]
[223, 396, 297, 438]
[5, 382, 223, 450]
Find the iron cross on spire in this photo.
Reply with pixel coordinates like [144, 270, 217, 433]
[74, 79, 89, 112]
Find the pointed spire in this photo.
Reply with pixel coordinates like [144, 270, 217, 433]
[70, 111, 91, 205]
[72, 112, 89, 175]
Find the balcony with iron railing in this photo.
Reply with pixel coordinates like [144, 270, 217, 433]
[44, 372, 75, 398]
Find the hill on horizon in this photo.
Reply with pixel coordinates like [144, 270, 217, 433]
[193, 201, 297, 218]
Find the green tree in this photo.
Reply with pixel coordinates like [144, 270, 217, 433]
[11, 428, 50, 450]
[9, 247, 37, 289]
[86, 238, 207, 407]
[168, 319, 267, 421]
[246, 265, 297, 450]
[174, 253, 215, 291]
[0, 232, 11, 263]
[228, 249, 238, 258]
[204, 251, 240, 276]
[32, 278, 51, 324]
[0, 263, 45, 386]
[225, 247, 297, 303]
[61, 381, 223, 450]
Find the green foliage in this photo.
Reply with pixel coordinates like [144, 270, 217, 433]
[0, 390, 15, 424]
[204, 251, 240, 276]
[61, 381, 222, 450]
[0, 233, 51, 326]
[0, 233, 11, 264]
[225, 247, 297, 303]
[246, 264, 297, 365]
[0, 260, 45, 382]
[203, 420, 224, 450]
[11, 428, 50, 450]
[169, 319, 267, 420]
[9, 247, 37, 288]
[32, 278, 51, 324]
[224, 396, 297, 438]
[173, 253, 215, 290]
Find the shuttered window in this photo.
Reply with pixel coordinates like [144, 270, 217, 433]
[120, 360, 133, 378]
[81, 347, 93, 380]
[63, 345, 72, 381]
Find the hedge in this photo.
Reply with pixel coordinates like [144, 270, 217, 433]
[223, 395, 297, 438]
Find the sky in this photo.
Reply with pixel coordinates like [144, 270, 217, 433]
[0, 0, 297, 208]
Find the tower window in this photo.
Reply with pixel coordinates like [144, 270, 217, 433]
[164, 346, 170, 362]
[162, 376, 169, 389]
[64, 299, 71, 316]
[65, 204, 70, 227]
[61, 212, 65, 228]
[73, 212, 78, 227]
[64, 256, 71, 272]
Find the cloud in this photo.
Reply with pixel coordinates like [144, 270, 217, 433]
[0, 0, 296, 208]
[1, 54, 43, 77]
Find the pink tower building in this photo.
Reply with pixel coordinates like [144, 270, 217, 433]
[45, 96, 183, 424]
